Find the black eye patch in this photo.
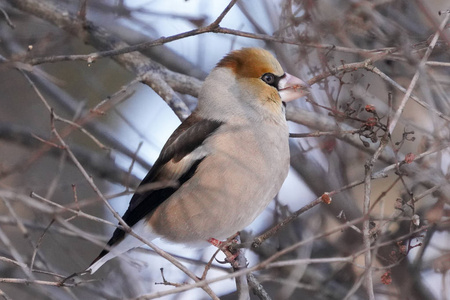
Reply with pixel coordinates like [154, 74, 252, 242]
[261, 73, 285, 90]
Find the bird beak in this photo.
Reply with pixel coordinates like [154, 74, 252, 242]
[278, 73, 310, 102]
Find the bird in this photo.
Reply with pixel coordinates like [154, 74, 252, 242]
[87, 47, 309, 274]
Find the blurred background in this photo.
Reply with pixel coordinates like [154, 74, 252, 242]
[0, 0, 449, 299]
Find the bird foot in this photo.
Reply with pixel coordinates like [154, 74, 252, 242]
[207, 233, 240, 266]
[207, 237, 224, 248]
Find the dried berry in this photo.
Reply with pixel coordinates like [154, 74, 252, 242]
[365, 104, 376, 113]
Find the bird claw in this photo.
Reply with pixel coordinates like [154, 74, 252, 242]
[208, 233, 241, 267]
[214, 257, 228, 264]
[224, 251, 239, 263]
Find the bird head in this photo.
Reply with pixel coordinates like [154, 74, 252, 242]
[198, 48, 309, 122]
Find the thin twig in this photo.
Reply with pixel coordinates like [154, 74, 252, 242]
[0, 278, 75, 287]
[361, 103, 390, 299]
[30, 219, 55, 271]
[247, 273, 272, 300]
[20, 70, 108, 149]
[388, 12, 450, 133]
[0, 7, 15, 28]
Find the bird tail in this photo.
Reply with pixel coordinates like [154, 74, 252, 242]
[87, 220, 155, 274]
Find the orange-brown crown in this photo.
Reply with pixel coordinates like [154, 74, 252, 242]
[216, 48, 284, 79]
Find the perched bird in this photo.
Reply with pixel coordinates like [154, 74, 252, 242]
[87, 48, 309, 274]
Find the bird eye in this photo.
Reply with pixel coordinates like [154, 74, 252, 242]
[261, 73, 276, 85]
